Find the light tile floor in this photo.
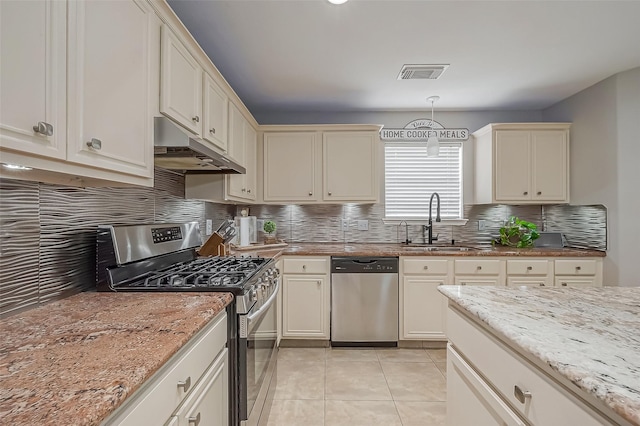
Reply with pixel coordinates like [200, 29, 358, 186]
[266, 348, 447, 426]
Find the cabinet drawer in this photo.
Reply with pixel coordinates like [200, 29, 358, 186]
[106, 312, 228, 426]
[555, 277, 597, 288]
[506, 259, 551, 275]
[402, 258, 449, 275]
[447, 308, 611, 425]
[455, 259, 501, 275]
[555, 259, 597, 275]
[283, 257, 328, 274]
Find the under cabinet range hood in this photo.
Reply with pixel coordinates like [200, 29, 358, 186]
[153, 117, 245, 174]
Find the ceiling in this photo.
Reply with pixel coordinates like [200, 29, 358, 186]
[167, 0, 640, 116]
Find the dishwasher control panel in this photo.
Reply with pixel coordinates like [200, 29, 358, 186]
[331, 257, 399, 273]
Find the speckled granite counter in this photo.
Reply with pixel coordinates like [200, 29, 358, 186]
[237, 242, 605, 258]
[438, 285, 640, 425]
[0, 292, 233, 425]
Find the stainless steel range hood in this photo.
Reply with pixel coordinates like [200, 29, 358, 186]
[154, 117, 245, 174]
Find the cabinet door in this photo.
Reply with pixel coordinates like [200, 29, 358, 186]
[494, 131, 531, 201]
[282, 275, 328, 338]
[175, 348, 228, 426]
[531, 130, 568, 202]
[160, 25, 202, 135]
[202, 72, 228, 152]
[244, 123, 257, 201]
[448, 346, 527, 426]
[0, 0, 66, 160]
[264, 132, 318, 202]
[67, 0, 154, 178]
[402, 277, 447, 340]
[323, 132, 378, 201]
[227, 103, 247, 198]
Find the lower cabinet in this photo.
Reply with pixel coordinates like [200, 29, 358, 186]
[505, 259, 553, 287]
[555, 258, 602, 288]
[102, 311, 228, 426]
[400, 257, 451, 340]
[446, 306, 613, 426]
[281, 256, 330, 339]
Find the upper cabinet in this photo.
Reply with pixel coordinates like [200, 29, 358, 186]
[0, 0, 67, 160]
[160, 25, 202, 135]
[262, 127, 380, 204]
[66, 0, 155, 178]
[1, 0, 158, 187]
[323, 132, 378, 202]
[473, 123, 570, 204]
[203, 73, 228, 152]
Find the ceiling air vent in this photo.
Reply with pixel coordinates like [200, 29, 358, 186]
[397, 64, 449, 80]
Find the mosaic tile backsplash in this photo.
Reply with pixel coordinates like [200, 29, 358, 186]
[0, 167, 606, 317]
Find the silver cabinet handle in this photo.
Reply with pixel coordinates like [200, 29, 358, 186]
[177, 376, 191, 392]
[209, 127, 215, 134]
[514, 385, 532, 404]
[33, 121, 53, 136]
[192, 116, 200, 123]
[188, 412, 201, 426]
[86, 138, 102, 150]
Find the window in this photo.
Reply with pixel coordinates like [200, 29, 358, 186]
[384, 142, 463, 219]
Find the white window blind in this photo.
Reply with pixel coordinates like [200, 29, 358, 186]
[385, 142, 463, 219]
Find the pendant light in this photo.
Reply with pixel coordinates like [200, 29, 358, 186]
[426, 96, 440, 157]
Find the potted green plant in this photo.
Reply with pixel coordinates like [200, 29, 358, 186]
[263, 220, 277, 244]
[495, 216, 540, 248]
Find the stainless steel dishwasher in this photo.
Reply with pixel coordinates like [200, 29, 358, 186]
[331, 257, 399, 346]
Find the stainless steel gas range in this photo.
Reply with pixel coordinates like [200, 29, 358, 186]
[96, 222, 279, 426]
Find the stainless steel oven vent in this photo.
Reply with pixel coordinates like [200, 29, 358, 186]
[397, 64, 449, 80]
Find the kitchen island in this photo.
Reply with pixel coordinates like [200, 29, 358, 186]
[438, 285, 640, 425]
[0, 292, 233, 425]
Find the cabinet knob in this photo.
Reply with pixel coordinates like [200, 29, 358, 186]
[561, 282, 568, 287]
[242, 188, 246, 192]
[33, 121, 53, 136]
[539, 283, 545, 286]
[537, 191, 542, 195]
[188, 412, 201, 426]
[328, 192, 332, 196]
[527, 266, 532, 271]
[302, 265, 306, 270]
[308, 192, 313, 196]
[177, 376, 191, 392]
[209, 127, 216, 134]
[423, 266, 429, 270]
[247, 189, 251, 194]
[523, 191, 528, 196]
[86, 138, 102, 150]
[477, 266, 482, 270]
[460, 282, 467, 286]
[192, 116, 200, 123]
[576, 266, 581, 271]
[514, 385, 532, 404]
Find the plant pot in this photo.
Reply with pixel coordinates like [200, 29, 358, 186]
[264, 234, 277, 245]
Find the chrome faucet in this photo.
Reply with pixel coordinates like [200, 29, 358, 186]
[399, 220, 411, 245]
[425, 192, 441, 244]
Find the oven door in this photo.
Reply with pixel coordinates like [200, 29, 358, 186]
[239, 280, 279, 426]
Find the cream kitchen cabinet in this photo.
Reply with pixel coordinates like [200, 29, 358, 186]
[506, 259, 553, 287]
[281, 257, 330, 339]
[446, 305, 614, 426]
[400, 257, 452, 341]
[555, 258, 603, 287]
[323, 132, 378, 202]
[0, 0, 67, 160]
[262, 126, 381, 204]
[454, 258, 505, 286]
[263, 132, 319, 202]
[160, 25, 202, 135]
[202, 72, 228, 152]
[474, 123, 570, 204]
[1, 0, 157, 187]
[67, 0, 155, 179]
[103, 311, 228, 426]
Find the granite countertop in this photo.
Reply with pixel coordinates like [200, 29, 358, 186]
[0, 292, 234, 425]
[438, 285, 640, 425]
[235, 242, 605, 258]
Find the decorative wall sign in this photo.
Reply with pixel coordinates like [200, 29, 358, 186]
[380, 119, 469, 141]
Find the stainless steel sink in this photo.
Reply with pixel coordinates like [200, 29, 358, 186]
[402, 245, 479, 252]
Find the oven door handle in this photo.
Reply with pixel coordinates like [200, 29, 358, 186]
[247, 280, 280, 325]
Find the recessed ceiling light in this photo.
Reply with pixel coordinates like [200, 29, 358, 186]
[327, 0, 348, 4]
